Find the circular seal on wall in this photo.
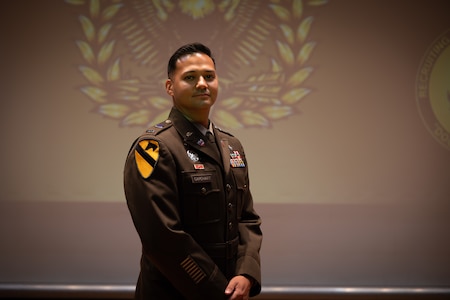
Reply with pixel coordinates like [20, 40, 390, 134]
[416, 29, 450, 150]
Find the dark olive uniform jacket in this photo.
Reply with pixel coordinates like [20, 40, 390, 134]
[124, 107, 262, 299]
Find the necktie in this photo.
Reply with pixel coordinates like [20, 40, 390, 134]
[206, 131, 215, 143]
[206, 131, 221, 158]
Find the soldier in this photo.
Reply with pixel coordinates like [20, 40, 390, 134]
[124, 43, 262, 300]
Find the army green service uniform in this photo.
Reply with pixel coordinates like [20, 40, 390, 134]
[124, 107, 262, 299]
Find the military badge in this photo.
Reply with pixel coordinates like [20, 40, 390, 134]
[187, 150, 199, 162]
[135, 139, 159, 179]
[194, 164, 204, 170]
[197, 138, 205, 146]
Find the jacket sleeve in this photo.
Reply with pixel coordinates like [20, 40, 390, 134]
[233, 144, 263, 297]
[124, 137, 228, 299]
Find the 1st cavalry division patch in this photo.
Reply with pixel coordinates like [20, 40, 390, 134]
[135, 140, 160, 179]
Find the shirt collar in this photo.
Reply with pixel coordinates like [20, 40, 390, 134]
[194, 121, 214, 136]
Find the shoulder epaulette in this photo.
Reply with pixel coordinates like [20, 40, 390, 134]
[127, 120, 172, 156]
[144, 119, 173, 136]
[216, 126, 234, 137]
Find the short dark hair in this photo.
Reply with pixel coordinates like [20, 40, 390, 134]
[167, 43, 215, 78]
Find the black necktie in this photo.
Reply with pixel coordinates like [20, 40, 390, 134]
[206, 131, 221, 158]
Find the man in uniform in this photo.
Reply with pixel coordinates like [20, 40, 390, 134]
[124, 43, 262, 299]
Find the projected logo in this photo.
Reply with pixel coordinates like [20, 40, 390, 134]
[416, 29, 450, 150]
[66, 0, 327, 129]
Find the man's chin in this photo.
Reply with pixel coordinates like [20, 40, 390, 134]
[197, 99, 215, 107]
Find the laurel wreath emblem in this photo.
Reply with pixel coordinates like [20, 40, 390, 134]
[66, 0, 328, 129]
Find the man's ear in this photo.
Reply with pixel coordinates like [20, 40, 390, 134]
[165, 79, 174, 96]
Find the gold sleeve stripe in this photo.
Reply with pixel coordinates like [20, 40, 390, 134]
[180, 255, 206, 284]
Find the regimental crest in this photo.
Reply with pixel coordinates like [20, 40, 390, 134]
[135, 140, 160, 179]
[416, 29, 450, 150]
[66, 0, 328, 129]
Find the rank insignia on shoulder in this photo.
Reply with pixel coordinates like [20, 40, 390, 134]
[135, 139, 159, 179]
[145, 120, 172, 136]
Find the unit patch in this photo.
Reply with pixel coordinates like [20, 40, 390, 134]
[135, 139, 160, 179]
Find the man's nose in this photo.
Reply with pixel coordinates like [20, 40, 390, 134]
[196, 76, 207, 88]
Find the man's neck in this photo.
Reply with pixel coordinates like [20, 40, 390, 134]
[176, 107, 210, 128]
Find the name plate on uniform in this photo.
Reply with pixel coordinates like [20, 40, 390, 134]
[191, 174, 212, 183]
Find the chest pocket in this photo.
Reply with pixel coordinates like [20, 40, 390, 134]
[181, 170, 221, 225]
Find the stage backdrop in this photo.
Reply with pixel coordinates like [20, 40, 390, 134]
[1, 0, 449, 293]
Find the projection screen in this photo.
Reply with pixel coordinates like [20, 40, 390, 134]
[1, 0, 449, 297]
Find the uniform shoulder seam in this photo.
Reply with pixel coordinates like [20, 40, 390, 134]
[216, 126, 234, 137]
[143, 120, 173, 136]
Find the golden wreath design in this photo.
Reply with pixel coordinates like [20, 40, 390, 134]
[66, 0, 328, 129]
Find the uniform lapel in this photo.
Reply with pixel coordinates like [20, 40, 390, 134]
[169, 108, 222, 164]
[185, 131, 222, 164]
[217, 131, 231, 175]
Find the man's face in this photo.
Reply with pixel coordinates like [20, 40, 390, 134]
[166, 52, 218, 117]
